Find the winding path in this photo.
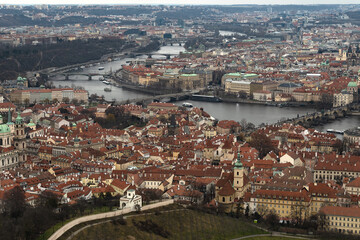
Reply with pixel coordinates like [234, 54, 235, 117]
[48, 199, 174, 240]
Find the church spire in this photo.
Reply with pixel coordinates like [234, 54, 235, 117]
[234, 152, 243, 169]
[7, 108, 12, 123]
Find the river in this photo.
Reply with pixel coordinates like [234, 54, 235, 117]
[51, 44, 360, 133]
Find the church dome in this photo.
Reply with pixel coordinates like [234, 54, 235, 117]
[0, 124, 10, 133]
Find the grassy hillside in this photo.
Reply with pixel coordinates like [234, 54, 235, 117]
[71, 209, 266, 240]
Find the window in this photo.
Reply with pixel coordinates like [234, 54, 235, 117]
[222, 197, 225, 202]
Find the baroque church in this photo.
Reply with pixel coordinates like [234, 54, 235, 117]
[0, 109, 27, 171]
[215, 153, 250, 212]
[347, 43, 360, 67]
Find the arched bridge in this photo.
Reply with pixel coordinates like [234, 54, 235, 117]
[276, 104, 360, 126]
[115, 92, 193, 105]
[134, 52, 178, 60]
[49, 72, 112, 80]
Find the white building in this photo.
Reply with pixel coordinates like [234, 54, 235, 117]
[253, 90, 272, 102]
[333, 90, 353, 107]
[119, 189, 142, 211]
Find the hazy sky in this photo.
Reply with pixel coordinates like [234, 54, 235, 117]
[2, 0, 360, 5]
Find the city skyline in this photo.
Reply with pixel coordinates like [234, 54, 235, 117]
[3, 0, 360, 5]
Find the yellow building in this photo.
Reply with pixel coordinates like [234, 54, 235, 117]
[225, 79, 251, 95]
[249, 189, 311, 220]
[321, 206, 360, 235]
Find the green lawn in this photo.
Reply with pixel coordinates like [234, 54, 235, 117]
[36, 206, 111, 240]
[244, 237, 308, 240]
[71, 209, 267, 240]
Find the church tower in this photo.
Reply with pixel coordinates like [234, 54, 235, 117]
[14, 112, 27, 163]
[6, 108, 14, 133]
[233, 153, 244, 195]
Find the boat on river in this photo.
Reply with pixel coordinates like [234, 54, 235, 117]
[191, 95, 222, 102]
[182, 102, 193, 108]
[327, 129, 344, 134]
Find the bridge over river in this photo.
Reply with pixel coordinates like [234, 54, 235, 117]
[276, 104, 360, 127]
[49, 72, 113, 80]
[114, 91, 194, 105]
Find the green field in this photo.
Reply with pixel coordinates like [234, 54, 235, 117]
[71, 209, 267, 240]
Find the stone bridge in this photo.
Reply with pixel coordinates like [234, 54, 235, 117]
[50, 72, 112, 80]
[115, 91, 193, 106]
[277, 104, 360, 126]
[134, 52, 177, 60]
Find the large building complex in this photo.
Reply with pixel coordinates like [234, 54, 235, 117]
[10, 88, 88, 104]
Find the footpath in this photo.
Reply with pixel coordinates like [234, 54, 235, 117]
[48, 199, 174, 240]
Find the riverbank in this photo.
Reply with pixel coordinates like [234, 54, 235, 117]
[32, 40, 160, 79]
[113, 78, 180, 96]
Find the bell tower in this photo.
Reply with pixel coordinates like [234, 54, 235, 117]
[233, 153, 244, 193]
[14, 112, 27, 163]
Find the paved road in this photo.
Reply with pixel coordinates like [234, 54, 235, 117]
[231, 232, 313, 240]
[49, 199, 174, 240]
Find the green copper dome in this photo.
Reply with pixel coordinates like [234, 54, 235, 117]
[15, 112, 23, 124]
[234, 153, 243, 169]
[348, 82, 357, 87]
[0, 124, 10, 133]
[27, 119, 36, 127]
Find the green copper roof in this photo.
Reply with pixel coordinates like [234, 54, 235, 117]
[348, 82, 357, 87]
[15, 112, 23, 124]
[234, 153, 243, 169]
[181, 74, 198, 77]
[244, 73, 258, 78]
[0, 124, 10, 133]
[227, 72, 242, 77]
[27, 119, 36, 127]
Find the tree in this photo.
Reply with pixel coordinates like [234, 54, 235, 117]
[317, 93, 333, 110]
[240, 118, 247, 130]
[3, 186, 26, 218]
[316, 212, 328, 230]
[36, 191, 59, 209]
[71, 98, 79, 105]
[245, 205, 250, 217]
[43, 98, 50, 104]
[238, 91, 247, 99]
[332, 139, 345, 154]
[24, 98, 30, 106]
[255, 204, 269, 218]
[63, 97, 70, 104]
[265, 212, 280, 230]
[249, 131, 275, 158]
